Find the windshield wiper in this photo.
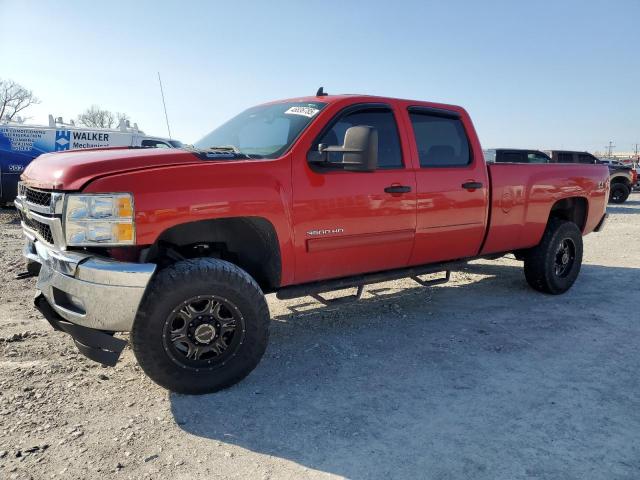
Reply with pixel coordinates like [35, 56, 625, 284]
[187, 144, 259, 160]
[206, 145, 241, 153]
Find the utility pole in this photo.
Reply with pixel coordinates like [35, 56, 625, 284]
[633, 143, 639, 162]
[604, 141, 615, 158]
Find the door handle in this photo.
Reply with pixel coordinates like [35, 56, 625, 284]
[461, 181, 483, 190]
[384, 185, 412, 194]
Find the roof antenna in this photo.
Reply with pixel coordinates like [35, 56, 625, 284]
[316, 86, 328, 97]
[157, 72, 172, 140]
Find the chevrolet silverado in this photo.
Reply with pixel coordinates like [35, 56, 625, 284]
[15, 92, 609, 393]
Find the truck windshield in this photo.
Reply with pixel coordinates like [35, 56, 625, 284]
[195, 102, 327, 159]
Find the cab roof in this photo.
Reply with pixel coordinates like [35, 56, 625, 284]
[263, 93, 465, 112]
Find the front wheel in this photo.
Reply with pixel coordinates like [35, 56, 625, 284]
[131, 258, 270, 394]
[523, 219, 583, 294]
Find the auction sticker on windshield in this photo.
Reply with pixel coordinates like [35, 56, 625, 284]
[284, 106, 320, 118]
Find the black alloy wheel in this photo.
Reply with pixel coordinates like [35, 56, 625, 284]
[163, 295, 245, 369]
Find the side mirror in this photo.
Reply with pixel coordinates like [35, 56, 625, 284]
[308, 125, 378, 172]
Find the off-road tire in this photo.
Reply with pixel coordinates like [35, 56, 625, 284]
[131, 258, 270, 394]
[609, 183, 630, 203]
[523, 219, 583, 294]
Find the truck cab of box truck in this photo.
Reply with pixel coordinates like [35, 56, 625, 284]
[0, 117, 178, 205]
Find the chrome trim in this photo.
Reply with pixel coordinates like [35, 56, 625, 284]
[28, 239, 156, 331]
[28, 209, 65, 247]
[15, 198, 67, 249]
[23, 236, 40, 264]
[16, 182, 64, 215]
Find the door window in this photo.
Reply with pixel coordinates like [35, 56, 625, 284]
[557, 153, 574, 163]
[527, 152, 550, 163]
[578, 154, 596, 164]
[499, 151, 526, 163]
[408, 112, 471, 167]
[316, 107, 403, 169]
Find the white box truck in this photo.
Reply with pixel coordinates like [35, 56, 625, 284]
[0, 116, 181, 204]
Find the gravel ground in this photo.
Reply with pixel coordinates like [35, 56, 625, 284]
[1, 195, 639, 480]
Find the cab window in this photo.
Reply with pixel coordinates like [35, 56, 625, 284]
[578, 154, 596, 164]
[408, 111, 471, 167]
[500, 151, 526, 163]
[316, 107, 403, 169]
[527, 152, 550, 163]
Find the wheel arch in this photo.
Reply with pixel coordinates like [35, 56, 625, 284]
[610, 176, 632, 188]
[548, 196, 588, 232]
[145, 216, 282, 290]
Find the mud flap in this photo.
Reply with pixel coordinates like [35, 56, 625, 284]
[34, 292, 127, 367]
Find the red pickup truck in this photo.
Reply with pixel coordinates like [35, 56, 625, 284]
[16, 93, 609, 394]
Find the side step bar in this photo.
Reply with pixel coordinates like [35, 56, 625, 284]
[411, 270, 450, 287]
[276, 260, 466, 302]
[310, 286, 365, 306]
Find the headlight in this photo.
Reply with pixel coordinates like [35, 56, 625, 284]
[64, 193, 135, 246]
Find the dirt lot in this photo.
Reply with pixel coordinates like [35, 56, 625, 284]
[0, 195, 639, 480]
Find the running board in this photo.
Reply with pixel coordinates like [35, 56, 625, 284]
[411, 270, 450, 287]
[276, 260, 465, 302]
[311, 285, 365, 306]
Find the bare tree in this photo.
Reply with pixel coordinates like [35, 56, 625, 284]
[0, 79, 40, 122]
[77, 105, 116, 128]
[116, 112, 130, 125]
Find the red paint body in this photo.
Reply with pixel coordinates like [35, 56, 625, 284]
[21, 95, 609, 287]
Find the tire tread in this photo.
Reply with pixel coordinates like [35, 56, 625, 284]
[131, 258, 269, 394]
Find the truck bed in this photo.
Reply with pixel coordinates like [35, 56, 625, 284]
[481, 163, 608, 255]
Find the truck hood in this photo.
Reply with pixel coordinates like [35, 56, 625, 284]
[21, 147, 202, 190]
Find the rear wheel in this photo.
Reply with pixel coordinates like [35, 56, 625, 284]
[609, 183, 630, 203]
[524, 219, 583, 294]
[131, 258, 270, 394]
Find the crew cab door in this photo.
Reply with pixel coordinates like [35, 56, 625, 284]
[404, 106, 489, 264]
[291, 103, 417, 284]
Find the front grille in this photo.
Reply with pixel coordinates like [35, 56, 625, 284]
[25, 188, 52, 207]
[20, 211, 54, 244]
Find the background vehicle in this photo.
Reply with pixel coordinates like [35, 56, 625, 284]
[0, 116, 180, 204]
[546, 150, 635, 203]
[484, 148, 550, 163]
[599, 159, 626, 167]
[545, 150, 599, 164]
[16, 93, 609, 394]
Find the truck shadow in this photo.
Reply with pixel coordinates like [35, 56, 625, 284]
[170, 261, 640, 479]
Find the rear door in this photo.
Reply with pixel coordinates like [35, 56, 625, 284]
[405, 107, 489, 264]
[291, 103, 417, 283]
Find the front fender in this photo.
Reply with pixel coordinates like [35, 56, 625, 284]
[83, 156, 296, 285]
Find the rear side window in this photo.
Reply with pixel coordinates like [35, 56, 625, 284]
[498, 151, 526, 163]
[408, 112, 470, 167]
[557, 153, 574, 163]
[317, 108, 403, 169]
[527, 152, 550, 163]
[578, 154, 596, 164]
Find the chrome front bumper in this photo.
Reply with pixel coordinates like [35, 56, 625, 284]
[25, 235, 156, 332]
